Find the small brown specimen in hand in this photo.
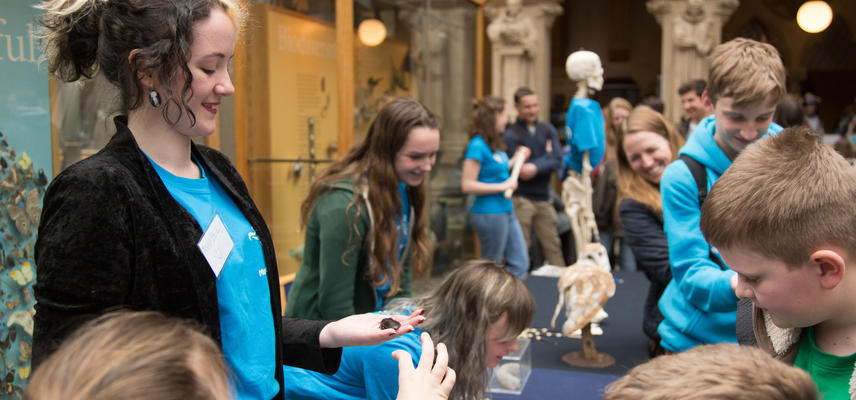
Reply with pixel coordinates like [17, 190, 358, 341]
[380, 317, 401, 330]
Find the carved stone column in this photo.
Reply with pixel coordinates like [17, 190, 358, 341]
[486, 0, 563, 122]
[647, 0, 738, 124]
[402, 6, 475, 172]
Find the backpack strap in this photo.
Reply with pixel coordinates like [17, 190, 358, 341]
[678, 154, 727, 271]
[679, 154, 708, 207]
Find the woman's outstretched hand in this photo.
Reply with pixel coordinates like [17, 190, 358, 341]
[318, 310, 426, 348]
[393, 332, 456, 400]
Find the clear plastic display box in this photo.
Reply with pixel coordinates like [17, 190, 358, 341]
[487, 337, 531, 395]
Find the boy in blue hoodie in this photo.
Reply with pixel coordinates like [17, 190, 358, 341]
[657, 38, 786, 352]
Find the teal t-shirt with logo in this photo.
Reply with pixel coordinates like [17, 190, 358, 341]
[465, 134, 513, 214]
[794, 326, 856, 400]
[147, 155, 278, 400]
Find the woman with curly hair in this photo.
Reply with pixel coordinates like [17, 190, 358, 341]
[35, 1, 422, 398]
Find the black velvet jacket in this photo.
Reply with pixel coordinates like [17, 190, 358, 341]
[33, 117, 340, 398]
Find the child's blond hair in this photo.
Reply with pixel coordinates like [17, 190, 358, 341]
[26, 311, 231, 400]
[603, 343, 817, 400]
[701, 126, 856, 266]
[706, 38, 786, 107]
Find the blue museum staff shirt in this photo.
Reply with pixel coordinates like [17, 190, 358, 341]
[147, 154, 278, 400]
[465, 134, 513, 214]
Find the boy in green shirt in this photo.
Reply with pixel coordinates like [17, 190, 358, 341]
[700, 126, 856, 399]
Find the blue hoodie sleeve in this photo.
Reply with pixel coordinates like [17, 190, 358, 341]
[660, 160, 738, 313]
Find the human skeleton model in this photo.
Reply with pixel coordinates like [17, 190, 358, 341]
[562, 50, 604, 259]
[557, 51, 614, 336]
[562, 165, 597, 260]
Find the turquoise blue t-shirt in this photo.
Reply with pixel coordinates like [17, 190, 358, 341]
[794, 326, 856, 400]
[283, 328, 422, 400]
[565, 97, 605, 173]
[465, 135, 513, 214]
[374, 183, 410, 309]
[148, 156, 278, 400]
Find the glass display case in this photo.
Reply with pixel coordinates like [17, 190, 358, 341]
[488, 337, 533, 395]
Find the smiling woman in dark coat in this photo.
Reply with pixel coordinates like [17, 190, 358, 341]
[615, 106, 685, 357]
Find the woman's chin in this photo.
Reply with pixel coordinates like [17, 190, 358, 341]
[644, 174, 662, 185]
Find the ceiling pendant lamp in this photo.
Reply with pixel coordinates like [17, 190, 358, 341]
[358, 18, 387, 47]
[796, 1, 833, 33]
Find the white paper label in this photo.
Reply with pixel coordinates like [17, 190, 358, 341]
[197, 214, 234, 277]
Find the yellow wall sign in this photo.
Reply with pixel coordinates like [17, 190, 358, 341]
[247, 5, 338, 275]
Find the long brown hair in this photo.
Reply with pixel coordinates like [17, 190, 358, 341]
[300, 97, 437, 295]
[408, 260, 535, 400]
[468, 96, 506, 151]
[26, 311, 230, 400]
[616, 106, 684, 214]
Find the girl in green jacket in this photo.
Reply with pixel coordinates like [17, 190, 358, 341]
[286, 98, 439, 320]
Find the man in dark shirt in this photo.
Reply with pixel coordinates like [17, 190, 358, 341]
[504, 87, 565, 267]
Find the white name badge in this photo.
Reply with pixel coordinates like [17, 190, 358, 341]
[197, 214, 234, 277]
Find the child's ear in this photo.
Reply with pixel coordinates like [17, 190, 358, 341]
[702, 90, 713, 109]
[810, 249, 846, 289]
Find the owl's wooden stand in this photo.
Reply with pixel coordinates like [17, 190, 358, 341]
[561, 323, 615, 368]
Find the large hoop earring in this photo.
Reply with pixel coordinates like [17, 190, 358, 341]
[148, 90, 162, 108]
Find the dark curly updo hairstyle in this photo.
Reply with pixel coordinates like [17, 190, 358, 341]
[38, 0, 246, 125]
